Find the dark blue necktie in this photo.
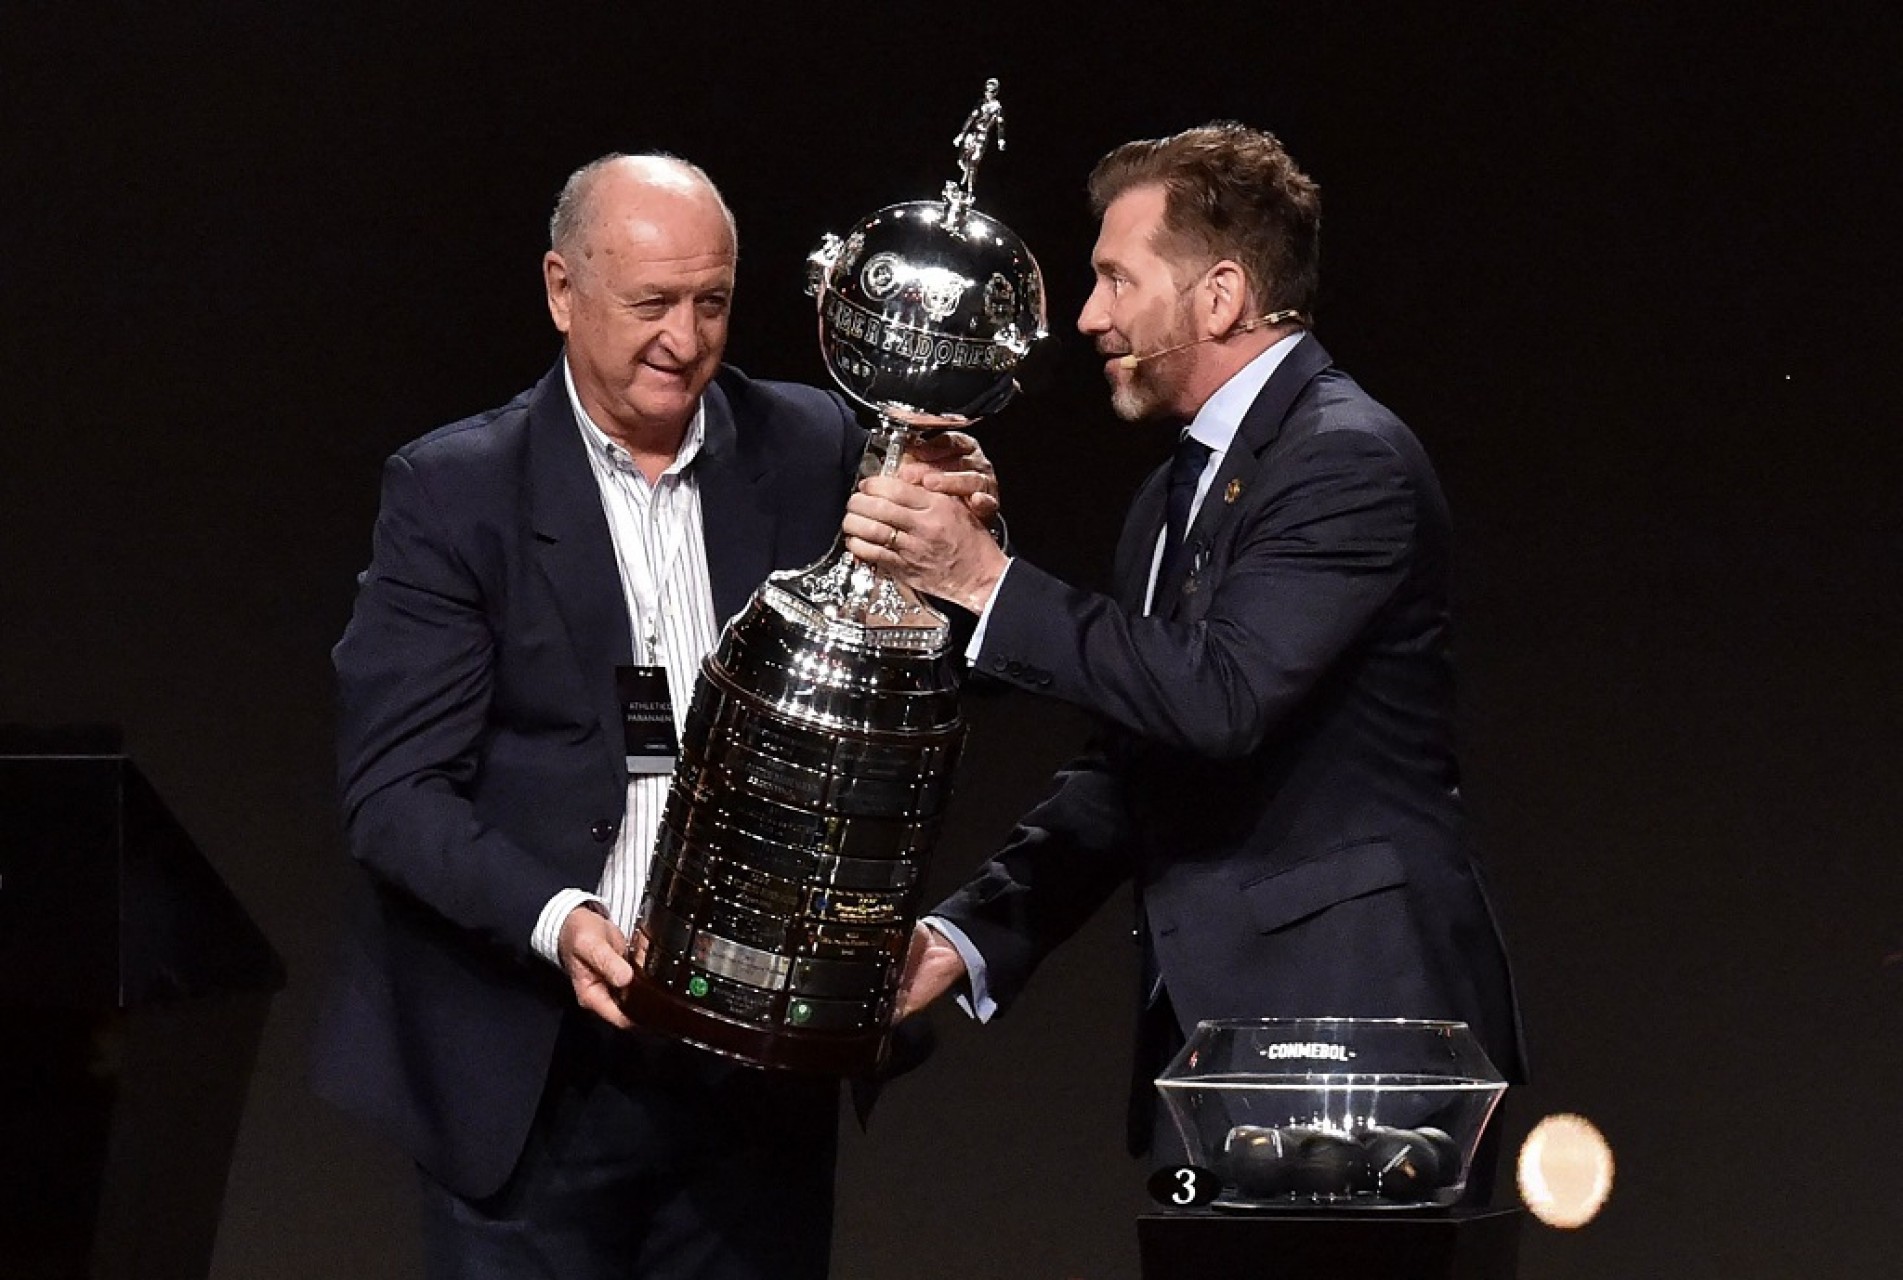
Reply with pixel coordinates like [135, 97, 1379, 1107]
[1161, 433, 1212, 585]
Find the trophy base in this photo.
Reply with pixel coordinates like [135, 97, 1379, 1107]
[618, 967, 888, 1075]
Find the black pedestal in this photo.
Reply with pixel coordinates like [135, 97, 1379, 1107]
[0, 726, 284, 1280]
[1138, 1206, 1523, 1280]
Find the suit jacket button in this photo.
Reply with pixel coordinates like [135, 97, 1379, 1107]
[990, 655, 1008, 672]
[590, 820, 617, 843]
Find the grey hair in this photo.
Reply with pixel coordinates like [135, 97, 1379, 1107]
[547, 152, 738, 257]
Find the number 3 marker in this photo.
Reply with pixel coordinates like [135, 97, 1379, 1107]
[1145, 1164, 1220, 1208]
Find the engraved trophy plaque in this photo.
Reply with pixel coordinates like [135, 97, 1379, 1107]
[622, 80, 1046, 1073]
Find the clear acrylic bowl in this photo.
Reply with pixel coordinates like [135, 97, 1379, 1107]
[1155, 1018, 1506, 1210]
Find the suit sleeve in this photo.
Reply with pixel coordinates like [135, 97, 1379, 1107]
[932, 735, 1140, 1014]
[977, 428, 1421, 759]
[332, 453, 576, 958]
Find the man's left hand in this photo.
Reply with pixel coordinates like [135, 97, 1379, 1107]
[843, 470, 1008, 615]
[894, 922, 969, 1020]
[902, 430, 1001, 527]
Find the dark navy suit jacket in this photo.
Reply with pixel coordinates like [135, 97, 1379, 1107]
[312, 360, 865, 1199]
[936, 335, 1525, 1114]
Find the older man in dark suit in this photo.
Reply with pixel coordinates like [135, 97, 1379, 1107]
[314, 153, 988, 1279]
[844, 123, 1524, 1164]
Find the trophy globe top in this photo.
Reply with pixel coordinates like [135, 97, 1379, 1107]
[805, 82, 1047, 430]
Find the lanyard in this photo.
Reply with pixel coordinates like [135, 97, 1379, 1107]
[601, 460, 689, 666]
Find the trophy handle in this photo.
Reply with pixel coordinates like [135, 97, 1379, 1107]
[831, 418, 945, 631]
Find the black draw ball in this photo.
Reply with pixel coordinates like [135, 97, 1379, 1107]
[1360, 1128, 1443, 1200]
[1220, 1124, 1299, 1197]
[1286, 1130, 1372, 1196]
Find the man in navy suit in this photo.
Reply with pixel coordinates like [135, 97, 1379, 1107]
[844, 123, 1524, 1163]
[314, 153, 989, 1279]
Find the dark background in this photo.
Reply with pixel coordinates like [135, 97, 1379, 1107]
[4, 3, 1899, 1277]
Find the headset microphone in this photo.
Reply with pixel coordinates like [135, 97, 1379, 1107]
[1116, 309, 1307, 370]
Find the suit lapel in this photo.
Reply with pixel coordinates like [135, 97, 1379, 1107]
[525, 363, 633, 775]
[1154, 334, 1335, 617]
[693, 379, 779, 625]
[1117, 467, 1170, 614]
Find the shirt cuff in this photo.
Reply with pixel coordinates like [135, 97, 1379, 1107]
[962, 558, 1016, 665]
[531, 888, 610, 968]
[920, 914, 998, 1022]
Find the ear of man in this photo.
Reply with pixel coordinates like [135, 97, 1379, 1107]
[1198, 259, 1252, 339]
[544, 251, 576, 334]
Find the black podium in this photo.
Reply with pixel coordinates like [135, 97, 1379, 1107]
[1138, 1206, 1523, 1280]
[0, 726, 285, 1280]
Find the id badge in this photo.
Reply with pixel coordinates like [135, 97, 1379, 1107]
[616, 665, 679, 774]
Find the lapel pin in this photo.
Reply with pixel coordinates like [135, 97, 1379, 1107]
[1224, 479, 1243, 504]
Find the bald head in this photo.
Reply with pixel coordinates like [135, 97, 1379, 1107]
[549, 153, 738, 271]
[542, 153, 740, 456]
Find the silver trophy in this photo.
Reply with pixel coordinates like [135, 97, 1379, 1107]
[623, 80, 1046, 1073]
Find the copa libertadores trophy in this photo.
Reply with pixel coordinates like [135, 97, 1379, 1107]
[623, 80, 1046, 1073]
